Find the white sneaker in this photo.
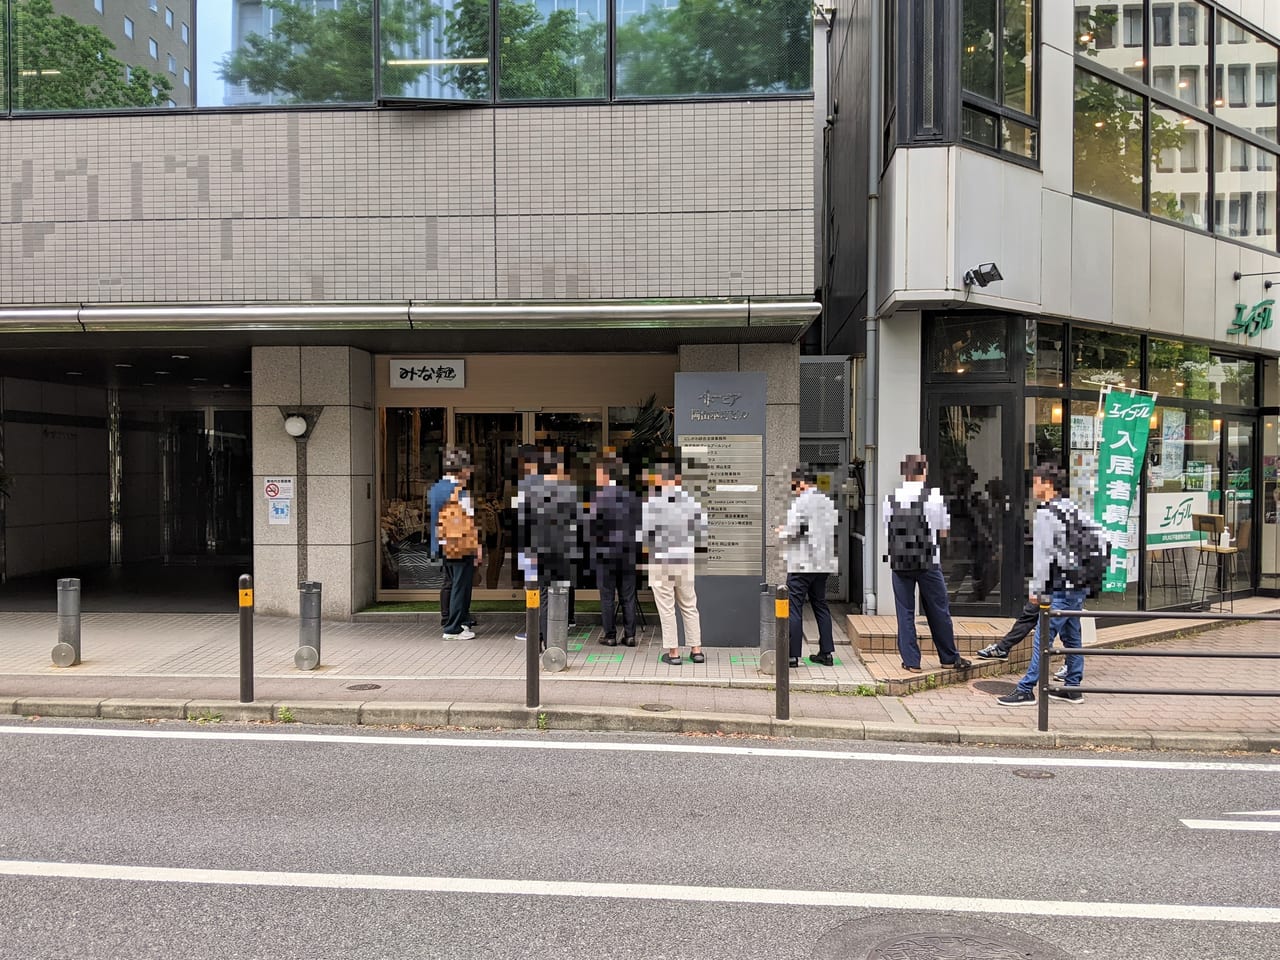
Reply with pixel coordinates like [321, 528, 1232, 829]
[443, 628, 476, 641]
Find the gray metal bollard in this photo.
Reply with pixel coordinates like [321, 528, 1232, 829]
[758, 582, 776, 675]
[239, 574, 255, 704]
[51, 578, 82, 667]
[541, 581, 570, 672]
[775, 585, 790, 721]
[296, 580, 322, 670]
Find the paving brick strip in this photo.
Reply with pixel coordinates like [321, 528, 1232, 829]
[1, 609, 1278, 753]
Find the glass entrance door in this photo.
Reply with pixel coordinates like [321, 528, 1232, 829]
[925, 396, 1021, 615]
[162, 407, 252, 562]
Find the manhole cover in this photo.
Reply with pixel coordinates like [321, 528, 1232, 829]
[1013, 768, 1055, 780]
[972, 679, 1016, 695]
[345, 683, 382, 691]
[868, 934, 1039, 959]
[639, 703, 674, 712]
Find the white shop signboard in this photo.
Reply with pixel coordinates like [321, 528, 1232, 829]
[1145, 492, 1211, 549]
[390, 359, 466, 388]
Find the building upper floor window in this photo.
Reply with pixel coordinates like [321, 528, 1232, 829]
[93, 0, 103, 13]
[961, 0, 1039, 161]
[0, 0, 812, 114]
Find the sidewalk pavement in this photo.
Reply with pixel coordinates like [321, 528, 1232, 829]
[1, 608, 1278, 753]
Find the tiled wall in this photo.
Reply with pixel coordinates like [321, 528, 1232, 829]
[0, 101, 814, 304]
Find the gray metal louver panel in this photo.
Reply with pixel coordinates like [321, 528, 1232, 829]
[800, 440, 844, 465]
[799, 358, 849, 434]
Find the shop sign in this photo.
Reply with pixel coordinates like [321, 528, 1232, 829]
[1144, 492, 1210, 549]
[1227, 299, 1274, 337]
[1095, 389, 1156, 592]
[390, 358, 466, 388]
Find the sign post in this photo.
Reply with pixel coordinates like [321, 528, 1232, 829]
[1095, 388, 1157, 593]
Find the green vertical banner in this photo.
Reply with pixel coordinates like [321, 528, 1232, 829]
[1095, 389, 1156, 592]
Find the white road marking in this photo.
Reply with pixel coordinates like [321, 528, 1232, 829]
[1, 723, 1279, 772]
[1180, 819, 1280, 833]
[1227, 809, 1280, 816]
[0, 859, 1274, 923]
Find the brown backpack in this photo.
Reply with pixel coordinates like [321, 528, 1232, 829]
[437, 486, 479, 559]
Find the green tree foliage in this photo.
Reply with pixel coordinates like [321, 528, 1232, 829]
[220, 0, 442, 103]
[445, 0, 605, 100]
[615, 0, 811, 97]
[11, 0, 173, 111]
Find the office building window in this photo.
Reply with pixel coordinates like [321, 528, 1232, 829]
[1177, 2, 1198, 44]
[1178, 66, 1199, 106]
[1258, 134, 1276, 170]
[1074, 68, 1144, 210]
[183, 68, 190, 88]
[1259, 193, 1275, 236]
[1258, 64, 1277, 107]
[1151, 3, 1172, 46]
[94, 0, 103, 13]
[1123, 5, 1143, 47]
[961, 0, 1038, 160]
[148, 37, 158, 59]
[181, 22, 188, 44]
[1227, 64, 1249, 108]
[1152, 106, 1206, 225]
[1215, 132, 1275, 249]
[123, 16, 133, 39]
[149, 0, 158, 11]
[1153, 65, 1175, 96]
[166, 8, 174, 29]
[167, 55, 175, 74]
[1179, 126, 1199, 172]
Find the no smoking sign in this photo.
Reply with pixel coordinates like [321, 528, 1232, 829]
[263, 477, 295, 501]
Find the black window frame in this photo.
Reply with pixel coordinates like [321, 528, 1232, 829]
[959, 0, 1042, 165]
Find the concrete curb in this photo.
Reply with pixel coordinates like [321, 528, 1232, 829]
[3, 696, 1277, 754]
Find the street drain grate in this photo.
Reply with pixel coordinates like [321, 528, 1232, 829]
[868, 934, 1044, 959]
[346, 683, 382, 691]
[639, 703, 674, 712]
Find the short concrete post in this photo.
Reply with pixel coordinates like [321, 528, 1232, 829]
[758, 582, 776, 675]
[296, 581, 322, 670]
[542, 581, 569, 672]
[51, 578, 82, 667]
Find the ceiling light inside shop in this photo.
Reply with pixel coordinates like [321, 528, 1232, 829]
[115, 362, 132, 368]
[1079, 33, 1093, 43]
[66, 371, 82, 376]
[1095, 120, 1106, 128]
[155, 370, 170, 375]
[172, 354, 190, 360]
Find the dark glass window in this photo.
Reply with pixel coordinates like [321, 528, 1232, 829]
[961, 0, 1037, 160]
[1025, 319, 1065, 388]
[928, 317, 1009, 375]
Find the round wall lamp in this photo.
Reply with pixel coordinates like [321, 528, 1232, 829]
[284, 415, 308, 438]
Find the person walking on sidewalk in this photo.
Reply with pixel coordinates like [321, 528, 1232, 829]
[588, 454, 640, 647]
[883, 453, 971, 673]
[997, 463, 1102, 706]
[641, 460, 707, 666]
[517, 447, 583, 649]
[778, 466, 839, 668]
[975, 599, 1039, 661]
[431, 448, 482, 641]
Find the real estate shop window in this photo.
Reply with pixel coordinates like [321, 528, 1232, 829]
[961, 0, 1039, 161]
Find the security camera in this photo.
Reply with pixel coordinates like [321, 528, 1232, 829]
[963, 262, 1003, 288]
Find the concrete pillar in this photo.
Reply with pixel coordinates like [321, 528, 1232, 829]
[251, 346, 374, 619]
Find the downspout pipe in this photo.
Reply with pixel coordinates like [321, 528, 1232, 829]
[862, 0, 883, 615]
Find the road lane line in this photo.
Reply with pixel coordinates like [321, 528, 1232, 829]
[0, 859, 1275, 923]
[1181, 819, 1280, 832]
[1, 724, 1278, 772]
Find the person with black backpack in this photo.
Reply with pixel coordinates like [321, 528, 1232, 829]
[997, 462, 1107, 706]
[883, 454, 971, 673]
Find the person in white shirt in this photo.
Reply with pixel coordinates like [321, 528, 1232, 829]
[882, 453, 970, 673]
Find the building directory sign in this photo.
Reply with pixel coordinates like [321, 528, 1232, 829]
[675, 371, 766, 647]
[1095, 389, 1156, 592]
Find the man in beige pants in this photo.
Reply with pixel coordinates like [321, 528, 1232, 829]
[640, 461, 708, 665]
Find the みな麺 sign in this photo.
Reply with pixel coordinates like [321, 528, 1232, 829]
[390, 359, 466, 388]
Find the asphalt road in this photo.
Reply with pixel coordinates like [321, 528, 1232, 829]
[0, 719, 1277, 960]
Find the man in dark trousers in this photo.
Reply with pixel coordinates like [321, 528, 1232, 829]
[883, 453, 971, 673]
[778, 466, 839, 668]
[975, 600, 1039, 661]
[588, 454, 640, 647]
[429, 447, 481, 641]
[517, 447, 583, 649]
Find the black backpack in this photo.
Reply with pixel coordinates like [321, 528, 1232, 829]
[1047, 502, 1110, 596]
[886, 495, 933, 573]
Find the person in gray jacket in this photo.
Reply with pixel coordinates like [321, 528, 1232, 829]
[778, 467, 839, 668]
[641, 460, 708, 666]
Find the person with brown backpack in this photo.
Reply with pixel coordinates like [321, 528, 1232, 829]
[430, 448, 482, 640]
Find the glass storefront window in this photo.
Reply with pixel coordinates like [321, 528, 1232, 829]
[455, 412, 522, 590]
[1148, 338, 1212, 401]
[1074, 68, 1146, 211]
[1208, 354, 1256, 406]
[1151, 106, 1207, 227]
[379, 407, 446, 591]
[1262, 415, 1279, 592]
[381, 0, 491, 102]
[928, 317, 1008, 375]
[960, 0, 1037, 158]
[1026, 319, 1064, 388]
[614, 0, 812, 98]
[961, 0, 998, 102]
[1070, 328, 1141, 390]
